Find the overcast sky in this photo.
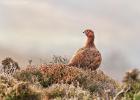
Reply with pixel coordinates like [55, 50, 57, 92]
[0, 0, 140, 80]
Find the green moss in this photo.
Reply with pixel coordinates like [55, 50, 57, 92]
[134, 92, 140, 100]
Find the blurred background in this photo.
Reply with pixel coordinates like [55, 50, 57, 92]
[0, 0, 140, 81]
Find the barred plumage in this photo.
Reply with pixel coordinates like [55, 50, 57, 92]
[68, 29, 102, 70]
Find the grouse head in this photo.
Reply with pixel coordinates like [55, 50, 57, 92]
[83, 29, 94, 38]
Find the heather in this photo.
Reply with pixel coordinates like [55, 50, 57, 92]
[0, 57, 140, 100]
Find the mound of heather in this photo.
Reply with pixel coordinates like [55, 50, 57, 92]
[13, 64, 120, 99]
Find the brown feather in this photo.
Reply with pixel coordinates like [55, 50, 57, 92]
[68, 29, 102, 70]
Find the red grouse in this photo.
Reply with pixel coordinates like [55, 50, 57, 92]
[68, 29, 102, 70]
